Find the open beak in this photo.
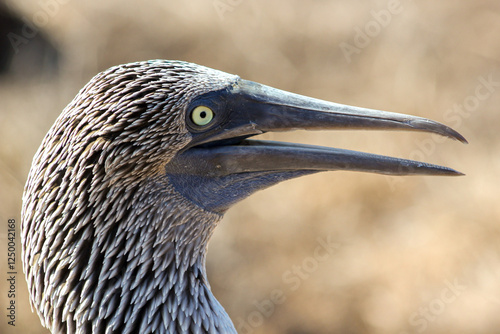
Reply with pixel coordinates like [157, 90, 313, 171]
[170, 79, 466, 178]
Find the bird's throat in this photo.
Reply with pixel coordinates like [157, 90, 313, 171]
[103, 178, 237, 333]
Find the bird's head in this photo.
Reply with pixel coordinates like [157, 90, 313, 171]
[21, 60, 466, 333]
[27, 60, 465, 216]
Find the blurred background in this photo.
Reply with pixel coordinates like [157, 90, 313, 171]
[0, 0, 499, 333]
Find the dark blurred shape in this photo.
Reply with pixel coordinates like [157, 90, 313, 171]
[0, 1, 59, 78]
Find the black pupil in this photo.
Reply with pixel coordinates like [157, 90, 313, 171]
[199, 111, 207, 119]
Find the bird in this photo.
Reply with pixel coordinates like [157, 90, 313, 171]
[21, 60, 467, 334]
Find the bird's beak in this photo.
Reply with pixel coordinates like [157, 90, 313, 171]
[169, 79, 466, 178]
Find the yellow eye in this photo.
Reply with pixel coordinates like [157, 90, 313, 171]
[191, 106, 214, 126]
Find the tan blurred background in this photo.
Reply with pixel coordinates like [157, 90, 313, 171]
[0, 0, 499, 333]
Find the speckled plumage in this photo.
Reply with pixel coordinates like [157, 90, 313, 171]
[22, 60, 239, 333]
[21, 59, 465, 334]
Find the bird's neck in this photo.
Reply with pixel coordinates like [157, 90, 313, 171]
[34, 176, 236, 333]
[97, 177, 236, 333]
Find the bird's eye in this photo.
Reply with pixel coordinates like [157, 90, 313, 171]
[191, 106, 214, 127]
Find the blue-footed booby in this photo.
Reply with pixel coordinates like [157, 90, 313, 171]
[21, 60, 466, 333]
